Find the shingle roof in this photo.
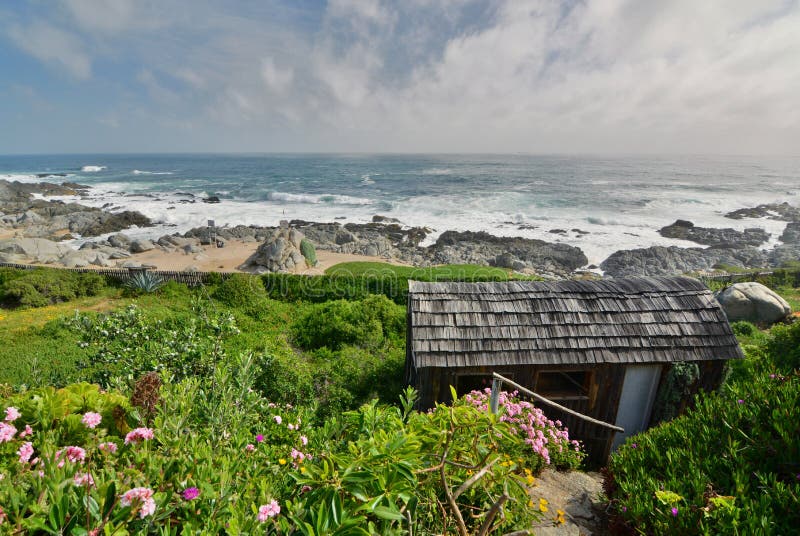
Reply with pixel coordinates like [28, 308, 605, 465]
[408, 276, 743, 368]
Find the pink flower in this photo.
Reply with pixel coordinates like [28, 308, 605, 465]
[257, 500, 280, 521]
[245, 444, 255, 452]
[19, 424, 33, 438]
[120, 487, 156, 518]
[300, 435, 308, 446]
[55, 446, 86, 464]
[0, 505, 5, 525]
[17, 442, 34, 464]
[182, 487, 200, 500]
[256, 434, 264, 443]
[0, 422, 17, 443]
[81, 412, 102, 429]
[671, 507, 679, 517]
[273, 415, 282, 425]
[98, 442, 117, 454]
[124, 427, 154, 445]
[4, 407, 21, 422]
[73, 472, 95, 487]
[287, 423, 295, 431]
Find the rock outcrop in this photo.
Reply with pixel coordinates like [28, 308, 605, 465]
[240, 227, 309, 273]
[715, 282, 791, 325]
[0, 179, 152, 241]
[725, 202, 800, 222]
[659, 220, 769, 247]
[600, 246, 768, 277]
[417, 230, 588, 275]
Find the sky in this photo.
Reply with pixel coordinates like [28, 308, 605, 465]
[1, 0, 799, 155]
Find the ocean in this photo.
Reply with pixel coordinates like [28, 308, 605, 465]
[1, 153, 798, 265]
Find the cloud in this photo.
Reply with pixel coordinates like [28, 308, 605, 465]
[2, 0, 799, 153]
[261, 57, 294, 93]
[7, 21, 91, 79]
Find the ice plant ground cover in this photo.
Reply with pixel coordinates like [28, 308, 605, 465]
[0, 353, 582, 533]
[605, 320, 800, 535]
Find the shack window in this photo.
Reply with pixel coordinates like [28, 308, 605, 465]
[535, 370, 592, 401]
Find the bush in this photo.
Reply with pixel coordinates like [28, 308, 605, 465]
[262, 273, 406, 304]
[730, 320, 757, 337]
[212, 273, 269, 309]
[291, 295, 404, 351]
[68, 303, 239, 387]
[2, 269, 105, 308]
[606, 318, 800, 535]
[299, 239, 317, 267]
[606, 372, 800, 534]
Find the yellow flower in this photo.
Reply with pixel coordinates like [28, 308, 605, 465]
[526, 475, 536, 485]
[539, 498, 549, 513]
[527, 499, 534, 508]
[555, 509, 566, 525]
[279, 458, 287, 465]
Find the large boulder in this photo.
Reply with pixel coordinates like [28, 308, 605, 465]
[241, 227, 309, 273]
[600, 245, 768, 277]
[0, 237, 72, 264]
[715, 282, 791, 325]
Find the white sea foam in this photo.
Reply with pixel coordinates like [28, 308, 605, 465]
[421, 168, 453, 175]
[360, 173, 377, 185]
[132, 170, 174, 175]
[268, 191, 373, 205]
[81, 165, 106, 172]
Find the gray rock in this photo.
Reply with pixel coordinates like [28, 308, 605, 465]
[659, 219, 769, 247]
[0, 237, 72, 263]
[108, 233, 132, 249]
[288, 228, 304, 249]
[726, 202, 800, 222]
[129, 239, 156, 253]
[716, 282, 791, 325]
[780, 222, 800, 244]
[601, 245, 768, 277]
[59, 251, 91, 268]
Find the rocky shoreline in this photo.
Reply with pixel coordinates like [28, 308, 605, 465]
[1, 178, 799, 278]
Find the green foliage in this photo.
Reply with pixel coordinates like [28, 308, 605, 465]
[69, 302, 239, 387]
[299, 238, 317, 267]
[123, 270, 164, 294]
[650, 361, 700, 425]
[730, 320, 757, 338]
[606, 317, 800, 534]
[765, 321, 800, 372]
[263, 262, 541, 305]
[292, 295, 404, 351]
[212, 273, 271, 317]
[2, 268, 105, 308]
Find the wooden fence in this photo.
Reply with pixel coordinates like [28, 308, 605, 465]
[0, 262, 237, 287]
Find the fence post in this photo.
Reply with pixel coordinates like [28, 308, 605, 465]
[489, 377, 502, 414]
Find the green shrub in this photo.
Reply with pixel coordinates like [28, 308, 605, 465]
[2, 269, 105, 308]
[291, 295, 404, 351]
[299, 239, 317, 267]
[606, 371, 800, 534]
[69, 303, 239, 387]
[212, 273, 269, 309]
[765, 321, 800, 372]
[731, 320, 757, 337]
[262, 273, 406, 304]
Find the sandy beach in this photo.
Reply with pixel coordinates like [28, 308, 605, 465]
[124, 239, 409, 275]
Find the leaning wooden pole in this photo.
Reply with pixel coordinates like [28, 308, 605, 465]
[490, 372, 624, 433]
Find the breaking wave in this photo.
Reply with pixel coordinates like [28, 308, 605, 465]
[268, 191, 373, 205]
[81, 165, 106, 172]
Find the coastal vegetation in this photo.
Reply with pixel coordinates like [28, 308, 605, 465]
[0, 264, 798, 533]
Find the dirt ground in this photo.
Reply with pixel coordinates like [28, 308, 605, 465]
[528, 469, 608, 535]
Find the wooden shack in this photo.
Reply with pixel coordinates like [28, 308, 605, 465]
[405, 276, 743, 463]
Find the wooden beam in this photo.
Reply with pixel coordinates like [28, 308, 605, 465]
[491, 372, 625, 432]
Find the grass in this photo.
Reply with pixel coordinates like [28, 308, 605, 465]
[324, 261, 535, 280]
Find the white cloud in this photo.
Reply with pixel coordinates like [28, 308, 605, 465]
[7, 21, 91, 79]
[4, 0, 800, 153]
[261, 57, 294, 93]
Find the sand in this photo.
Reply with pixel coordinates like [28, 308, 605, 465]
[124, 239, 408, 274]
